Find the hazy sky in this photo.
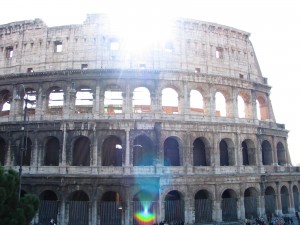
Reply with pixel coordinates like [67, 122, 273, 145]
[1, 0, 300, 165]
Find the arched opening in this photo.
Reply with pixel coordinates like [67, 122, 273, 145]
[242, 141, 249, 165]
[133, 190, 159, 225]
[220, 140, 229, 166]
[162, 88, 178, 114]
[281, 186, 290, 214]
[99, 191, 122, 225]
[293, 185, 299, 212]
[0, 137, 6, 166]
[164, 137, 180, 166]
[44, 137, 59, 166]
[238, 95, 246, 118]
[48, 87, 64, 115]
[265, 187, 276, 219]
[215, 92, 226, 117]
[39, 190, 59, 225]
[0, 90, 11, 116]
[190, 90, 204, 114]
[17, 87, 37, 115]
[68, 191, 89, 225]
[242, 139, 256, 166]
[104, 87, 123, 114]
[277, 142, 286, 165]
[222, 189, 238, 221]
[195, 190, 212, 223]
[256, 96, 268, 120]
[133, 135, 154, 166]
[220, 139, 234, 166]
[193, 138, 209, 166]
[75, 87, 93, 113]
[102, 135, 123, 166]
[165, 190, 184, 223]
[262, 140, 272, 165]
[72, 136, 90, 166]
[244, 187, 258, 219]
[132, 87, 151, 113]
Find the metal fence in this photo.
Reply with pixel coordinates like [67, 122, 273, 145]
[99, 201, 122, 225]
[164, 200, 185, 223]
[281, 194, 289, 214]
[222, 198, 237, 221]
[294, 192, 299, 211]
[195, 198, 212, 223]
[38, 200, 59, 225]
[244, 196, 258, 219]
[68, 201, 89, 225]
[132, 201, 158, 225]
[265, 195, 276, 218]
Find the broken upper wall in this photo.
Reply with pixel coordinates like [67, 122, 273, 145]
[0, 14, 264, 83]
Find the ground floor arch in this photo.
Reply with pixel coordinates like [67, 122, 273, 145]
[195, 189, 213, 223]
[222, 189, 238, 221]
[27, 179, 298, 225]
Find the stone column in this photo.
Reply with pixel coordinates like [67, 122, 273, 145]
[288, 181, 295, 213]
[64, 84, 76, 119]
[35, 85, 43, 119]
[60, 198, 66, 225]
[259, 181, 266, 217]
[91, 198, 97, 225]
[229, 95, 237, 118]
[6, 138, 12, 166]
[209, 90, 215, 117]
[185, 131, 192, 172]
[203, 95, 211, 116]
[99, 90, 105, 115]
[257, 138, 263, 167]
[182, 82, 189, 115]
[93, 81, 100, 118]
[125, 128, 130, 167]
[11, 86, 21, 118]
[239, 184, 245, 219]
[156, 89, 162, 117]
[235, 132, 242, 166]
[251, 90, 258, 120]
[272, 136, 278, 166]
[123, 85, 131, 117]
[212, 133, 219, 168]
[214, 199, 222, 222]
[30, 133, 39, 173]
[275, 182, 282, 216]
[185, 194, 193, 224]
[92, 129, 98, 173]
[60, 123, 67, 173]
[213, 185, 222, 222]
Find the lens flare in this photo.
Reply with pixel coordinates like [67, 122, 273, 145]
[134, 209, 155, 223]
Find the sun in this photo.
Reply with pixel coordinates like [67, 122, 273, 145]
[101, 1, 175, 53]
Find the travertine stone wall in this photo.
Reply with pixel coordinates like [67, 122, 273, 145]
[0, 14, 262, 83]
[0, 15, 298, 225]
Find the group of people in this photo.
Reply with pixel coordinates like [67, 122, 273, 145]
[49, 218, 56, 225]
[47, 212, 300, 225]
[155, 221, 185, 225]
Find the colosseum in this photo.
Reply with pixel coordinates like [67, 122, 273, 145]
[0, 14, 299, 225]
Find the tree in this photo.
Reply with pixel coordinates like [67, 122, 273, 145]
[0, 166, 40, 225]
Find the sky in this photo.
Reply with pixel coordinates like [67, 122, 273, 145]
[1, 0, 300, 165]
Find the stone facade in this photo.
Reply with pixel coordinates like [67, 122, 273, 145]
[0, 14, 299, 225]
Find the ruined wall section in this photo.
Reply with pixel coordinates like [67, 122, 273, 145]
[0, 14, 264, 83]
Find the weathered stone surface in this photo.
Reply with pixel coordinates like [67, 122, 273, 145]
[0, 14, 298, 225]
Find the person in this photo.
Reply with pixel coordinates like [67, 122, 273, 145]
[296, 212, 300, 221]
[49, 218, 56, 225]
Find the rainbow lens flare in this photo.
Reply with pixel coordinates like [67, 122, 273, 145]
[134, 209, 155, 223]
